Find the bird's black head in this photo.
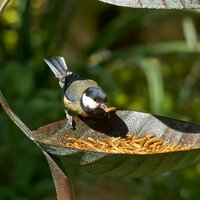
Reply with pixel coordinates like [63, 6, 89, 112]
[80, 87, 107, 115]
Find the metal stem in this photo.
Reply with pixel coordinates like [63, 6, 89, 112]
[0, 0, 11, 15]
[0, 91, 76, 200]
[43, 151, 75, 200]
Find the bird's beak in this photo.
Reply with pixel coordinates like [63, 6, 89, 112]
[99, 104, 116, 113]
[99, 103, 108, 112]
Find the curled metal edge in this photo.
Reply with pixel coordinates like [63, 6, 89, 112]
[32, 108, 200, 177]
[2, 88, 200, 178]
[99, 0, 200, 9]
[0, 0, 11, 15]
[43, 151, 75, 200]
[0, 90, 75, 200]
[34, 110, 200, 149]
[0, 90, 34, 140]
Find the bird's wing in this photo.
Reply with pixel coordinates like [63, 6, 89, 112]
[64, 79, 98, 103]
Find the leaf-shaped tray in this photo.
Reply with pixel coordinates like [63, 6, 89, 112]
[34, 111, 200, 178]
[1, 90, 200, 178]
[99, 0, 200, 9]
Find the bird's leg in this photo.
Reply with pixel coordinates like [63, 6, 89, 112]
[64, 109, 76, 130]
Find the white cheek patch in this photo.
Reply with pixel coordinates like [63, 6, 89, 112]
[82, 93, 99, 109]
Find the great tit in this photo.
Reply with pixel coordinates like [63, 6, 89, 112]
[44, 56, 115, 129]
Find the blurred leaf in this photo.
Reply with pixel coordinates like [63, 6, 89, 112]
[17, 0, 32, 61]
[0, 186, 16, 199]
[0, 62, 34, 97]
[85, 65, 116, 92]
[51, 0, 79, 48]
[30, 179, 54, 199]
[113, 42, 200, 59]
[178, 63, 200, 105]
[87, 9, 200, 55]
[87, 11, 145, 53]
[182, 16, 198, 50]
[135, 57, 164, 114]
[14, 154, 35, 190]
[0, 90, 34, 140]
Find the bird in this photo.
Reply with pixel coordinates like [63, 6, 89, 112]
[44, 56, 115, 129]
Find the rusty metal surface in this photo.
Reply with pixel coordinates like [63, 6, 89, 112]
[34, 111, 200, 149]
[1, 89, 200, 178]
[99, 0, 200, 9]
[0, 90, 75, 200]
[34, 111, 200, 178]
[43, 151, 75, 200]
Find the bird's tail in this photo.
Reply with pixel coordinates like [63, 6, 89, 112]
[44, 56, 70, 79]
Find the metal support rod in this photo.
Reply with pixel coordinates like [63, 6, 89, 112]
[0, 0, 11, 15]
[43, 151, 75, 200]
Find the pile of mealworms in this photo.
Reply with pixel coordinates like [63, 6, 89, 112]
[65, 133, 192, 154]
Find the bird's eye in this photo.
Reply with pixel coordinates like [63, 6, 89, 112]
[93, 97, 97, 101]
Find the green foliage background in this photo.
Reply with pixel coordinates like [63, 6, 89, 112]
[0, 0, 200, 199]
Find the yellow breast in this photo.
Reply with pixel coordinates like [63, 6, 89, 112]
[63, 79, 98, 117]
